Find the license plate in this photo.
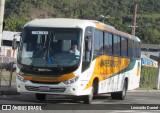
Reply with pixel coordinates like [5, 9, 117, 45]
[39, 86, 50, 91]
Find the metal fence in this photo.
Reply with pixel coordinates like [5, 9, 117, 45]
[0, 66, 16, 87]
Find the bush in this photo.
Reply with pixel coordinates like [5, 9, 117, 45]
[140, 66, 157, 89]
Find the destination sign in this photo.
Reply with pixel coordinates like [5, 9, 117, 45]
[32, 31, 48, 35]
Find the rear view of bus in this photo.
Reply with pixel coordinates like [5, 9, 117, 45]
[16, 18, 141, 104]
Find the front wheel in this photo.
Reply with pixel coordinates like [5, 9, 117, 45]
[83, 87, 93, 104]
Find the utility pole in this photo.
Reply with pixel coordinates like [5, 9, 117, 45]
[0, 0, 5, 47]
[131, 0, 138, 35]
[156, 52, 160, 90]
[0, 0, 5, 86]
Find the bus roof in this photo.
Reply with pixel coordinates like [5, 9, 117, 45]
[25, 18, 94, 28]
[25, 18, 140, 42]
[25, 18, 113, 29]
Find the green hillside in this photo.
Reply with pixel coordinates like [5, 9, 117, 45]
[4, 0, 160, 44]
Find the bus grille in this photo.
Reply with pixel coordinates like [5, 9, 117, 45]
[30, 81, 60, 85]
[25, 86, 66, 92]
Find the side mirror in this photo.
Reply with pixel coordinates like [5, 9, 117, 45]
[12, 38, 17, 50]
[12, 33, 21, 50]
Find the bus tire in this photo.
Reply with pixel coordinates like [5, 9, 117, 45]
[83, 87, 93, 104]
[111, 80, 127, 100]
[111, 92, 118, 99]
[35, 93, 46, 101]
[118, 80, 127, 100]
[93, 78, 98, 95]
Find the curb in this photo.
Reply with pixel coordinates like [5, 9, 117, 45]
[128, 89, 160, 93]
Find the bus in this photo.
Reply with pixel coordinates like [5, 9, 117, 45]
[16, 18, 141, 104]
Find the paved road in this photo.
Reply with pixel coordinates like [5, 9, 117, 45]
[1, 92, 160, 104]
[0, 92, 160, 113]
[0, 92, 160, 106]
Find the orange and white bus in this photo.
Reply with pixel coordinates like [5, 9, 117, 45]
[16, 18, 141, 104]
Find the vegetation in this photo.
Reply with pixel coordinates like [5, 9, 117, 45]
[4, 0, 160, 44]
[140, 66, 157, 89]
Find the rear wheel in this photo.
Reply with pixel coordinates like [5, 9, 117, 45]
[111, 92, 119, 99]
[111, 80, 127, 100]
[118, 80, 127, 100]
[35, 93, 46, 101]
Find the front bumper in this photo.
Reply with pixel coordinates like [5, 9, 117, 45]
[16, 78, 80, 96]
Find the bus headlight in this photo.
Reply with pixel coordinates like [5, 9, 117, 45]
[17, 74, 28, 82]
[63, 76, 79, 85]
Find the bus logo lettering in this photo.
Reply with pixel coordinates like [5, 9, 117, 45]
[100, 60, 120, 67]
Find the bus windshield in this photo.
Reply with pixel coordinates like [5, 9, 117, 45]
[18, 27, 82, 68]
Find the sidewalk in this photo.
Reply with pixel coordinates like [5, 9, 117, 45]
[0, 81, 19, 95]
[128, 88, 160, 92]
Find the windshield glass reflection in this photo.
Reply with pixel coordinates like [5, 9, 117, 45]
[18, 28, 81, 68]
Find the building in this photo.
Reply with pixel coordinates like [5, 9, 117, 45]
[1, 31, 20, 58]
[141, 44, 160, 67]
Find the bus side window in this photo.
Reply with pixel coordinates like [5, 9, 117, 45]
[128, 40, 134, 58]
[121, 37, 127, 57]
[82, 27, 93, 72]
[135, 42, 141, 58]
[113, 35, 120, 56]
[138, 43, 141, 58]
[134, 41, 137, 58]
[104, 32, 113, 55]
[93, 29, 103, 58]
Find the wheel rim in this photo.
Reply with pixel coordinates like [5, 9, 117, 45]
[122, 87, 126, 97]
[90, 86, 94, 100]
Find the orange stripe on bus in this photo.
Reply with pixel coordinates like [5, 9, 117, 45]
[95, 24, 107, 31]
[21, 73, 75, 83]
[137, 67, 141, 76]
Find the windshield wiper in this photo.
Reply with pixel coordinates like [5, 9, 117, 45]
[33, 46, 46, 58]
[29, 47, 47, 68]
[55, 59, 63, 71]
